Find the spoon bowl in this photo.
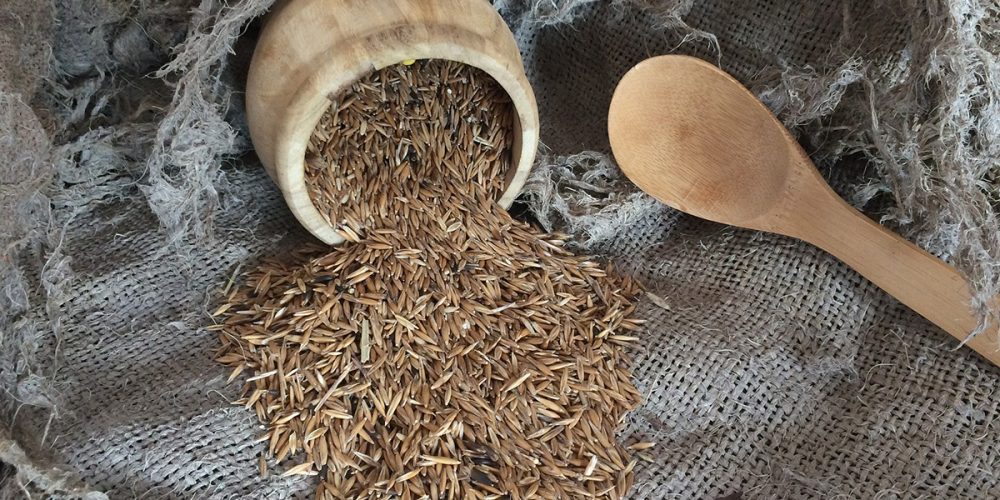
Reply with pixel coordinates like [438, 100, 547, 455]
[608, 55, 999, 367]
[609, 56, 796, 228]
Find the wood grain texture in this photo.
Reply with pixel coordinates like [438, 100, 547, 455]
[246, 0, 539, 244]
[608, 55, 1000, 366]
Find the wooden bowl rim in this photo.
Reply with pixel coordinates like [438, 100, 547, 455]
[273, 37, 539, 245]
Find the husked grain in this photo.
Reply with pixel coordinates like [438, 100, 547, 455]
[215, 59, 643, 499]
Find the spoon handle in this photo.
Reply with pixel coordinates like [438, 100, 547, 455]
[802, 196, 999, 365]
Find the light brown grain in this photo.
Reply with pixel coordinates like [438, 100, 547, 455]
[216, 60, 643, 499]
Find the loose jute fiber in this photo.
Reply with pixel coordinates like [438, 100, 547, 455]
[3, 1, 1000, 498]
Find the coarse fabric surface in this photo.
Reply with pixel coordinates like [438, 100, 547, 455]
[2, 0, 999, 498]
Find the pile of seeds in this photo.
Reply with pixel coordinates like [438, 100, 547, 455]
[303, 59, 512, 238]
[214, 60, 645, 499]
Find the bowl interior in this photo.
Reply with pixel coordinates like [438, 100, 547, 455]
[275, 49, 539, 245]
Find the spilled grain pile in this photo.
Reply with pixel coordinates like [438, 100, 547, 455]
[213, 60, 645, 499]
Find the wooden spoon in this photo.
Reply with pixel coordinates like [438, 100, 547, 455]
[608, 54, 999, 366]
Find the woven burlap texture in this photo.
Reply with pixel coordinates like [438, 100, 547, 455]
[2, 0, 1000, 498]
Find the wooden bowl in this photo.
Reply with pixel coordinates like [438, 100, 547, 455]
[245, 0, 540, 244]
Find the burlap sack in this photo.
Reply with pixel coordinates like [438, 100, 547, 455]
[3, 0, 999, 498]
